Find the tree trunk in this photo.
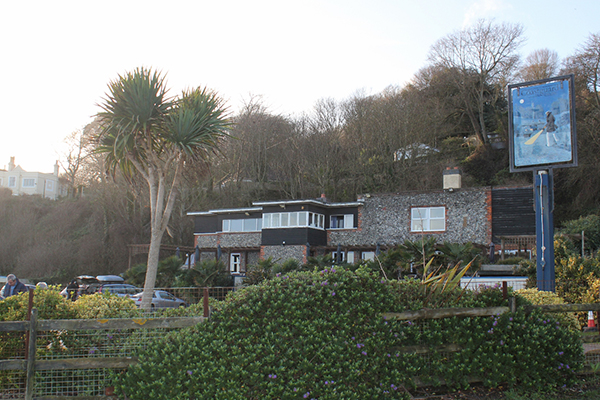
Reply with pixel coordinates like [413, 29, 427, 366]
[140, 230, 165, 310]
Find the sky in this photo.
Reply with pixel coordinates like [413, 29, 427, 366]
[0, 0, 598, 173]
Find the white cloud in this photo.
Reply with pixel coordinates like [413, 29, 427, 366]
[463, 0, 513, 27]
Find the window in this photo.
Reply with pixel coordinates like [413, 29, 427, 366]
[330, 214, 354, 229]
[22, 178, 35, 187]
[346, 251, 355, 264]
[230, 253, 241, 274]
[262, 211, 325, 229]
[411, 206, 446, 232]
[8, 177, 16, 187]
[222, 218, 261, 232]
[361, 251, 375, 261]
[46, 180, 54, 191]
[331, 251, 345, 263]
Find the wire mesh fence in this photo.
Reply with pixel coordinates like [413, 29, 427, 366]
[3, 283, 600, 398]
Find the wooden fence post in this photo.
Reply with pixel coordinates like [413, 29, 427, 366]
[25, 308, 38, 400]
[509, 296, 516, 313]
[203, 288, 209, 318]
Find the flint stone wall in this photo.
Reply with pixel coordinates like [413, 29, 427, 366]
[263, 245, 305, 262]
[328, 188, 491, 247]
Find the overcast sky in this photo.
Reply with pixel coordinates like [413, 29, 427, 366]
[1, 0, 597, 173]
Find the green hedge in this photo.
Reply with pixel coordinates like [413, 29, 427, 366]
[113, 267, 583, 399]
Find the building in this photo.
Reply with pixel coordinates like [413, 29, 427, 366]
[0, 157, 62, 199]
[188, 169, 535, 280]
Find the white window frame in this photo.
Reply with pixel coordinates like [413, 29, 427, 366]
[361, 251, 375, 261]
[329, 214, 354, 229]
[222, 218, 261, 233]
[262, 211, 325, 230]
[230, 253, 241, 274]
[346, 251, 355, 264]
[22, 178, 35, 188]
[46, 180, 54, 191]
[8, 176, 16, 187]
[411, 206, 446, 232]
[331, 251, 345, 263]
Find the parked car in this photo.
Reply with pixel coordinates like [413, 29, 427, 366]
[60, 275, 100, 298]
[96, 275, 125, 284]
[131, 290, 187, 308]
[60, 275, 127, 299]
[98, 284, 141, 297]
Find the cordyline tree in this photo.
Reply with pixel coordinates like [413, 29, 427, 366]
[96, 67, 231, 309]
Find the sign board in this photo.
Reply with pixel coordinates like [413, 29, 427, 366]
[508, 75, 577, 172]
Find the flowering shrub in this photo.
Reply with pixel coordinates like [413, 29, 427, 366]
[515, 288, 580, 332]
[112, 267, 583, 399]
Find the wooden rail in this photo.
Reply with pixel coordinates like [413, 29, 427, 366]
[2, 301, 598, 399]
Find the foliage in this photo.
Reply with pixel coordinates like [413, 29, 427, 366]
[515, 288, 581, 332]
[421, 258, 472, 307]
[112, 268, 582, 399]
[72, 292, 139, 319]
[177, 259, 230, 287]
[436, 241, 482, 269]
[96, 67, 231, 310]
[560, 214, 600, 255]
[0, 287, 75, 321]
[123, 256, 196, 288]
[243, 257, 278, 286]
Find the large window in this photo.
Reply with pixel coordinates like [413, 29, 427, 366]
[330, 214, 354, 229]
[8, 177, 16, 187]
[222, 218, 262, 233]
[411, 206, 446, 232]
[263, 211, 324, 229]
[22, 178, 35, 187]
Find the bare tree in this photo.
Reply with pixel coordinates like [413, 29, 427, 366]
[517, 48, 560, 82]
[428, 19, 525, 145]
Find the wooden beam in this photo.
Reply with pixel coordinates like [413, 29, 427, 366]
[382, 306, 509, 321]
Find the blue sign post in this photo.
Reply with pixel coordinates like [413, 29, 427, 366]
[534, 170, 555, 291]
[508, 76, 577, 293]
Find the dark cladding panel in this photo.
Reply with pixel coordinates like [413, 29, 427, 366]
[194, 215, 219, 234]
[492, 187, 535, 239]
[262, 228, 327, 246]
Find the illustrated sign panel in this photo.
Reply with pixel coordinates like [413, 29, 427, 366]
[508, 75, 577, 172]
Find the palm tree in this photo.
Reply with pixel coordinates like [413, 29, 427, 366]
[96, 67, 231, 309]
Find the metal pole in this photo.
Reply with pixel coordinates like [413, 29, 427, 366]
[535, 170, 555, 291]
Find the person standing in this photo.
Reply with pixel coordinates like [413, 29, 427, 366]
[66, 279, 79, 301]
[545, 111, 559, 146]
[1, 274, 28, 298]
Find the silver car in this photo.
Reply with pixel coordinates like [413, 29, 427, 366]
[131, 290, 187, 308]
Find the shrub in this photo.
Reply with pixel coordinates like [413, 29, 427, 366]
[73, 292, 139, 319]
[0, 287, 75, 321]
[515, 288, 581, 332]
[560, 214, 600, 255]
[113, 267, 583, 399]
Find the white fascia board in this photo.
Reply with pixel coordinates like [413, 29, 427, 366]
[252, 200, 363, 208]
[187, 207, 263, 216]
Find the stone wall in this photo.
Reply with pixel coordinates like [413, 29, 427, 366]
[328, 188, 491, 247]
[195, 232, 261, 248]
[262, 245, 306, 263]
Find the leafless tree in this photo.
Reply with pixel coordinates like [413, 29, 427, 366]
[428, 19, 525, 145]
[517, 48, 560, 82]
